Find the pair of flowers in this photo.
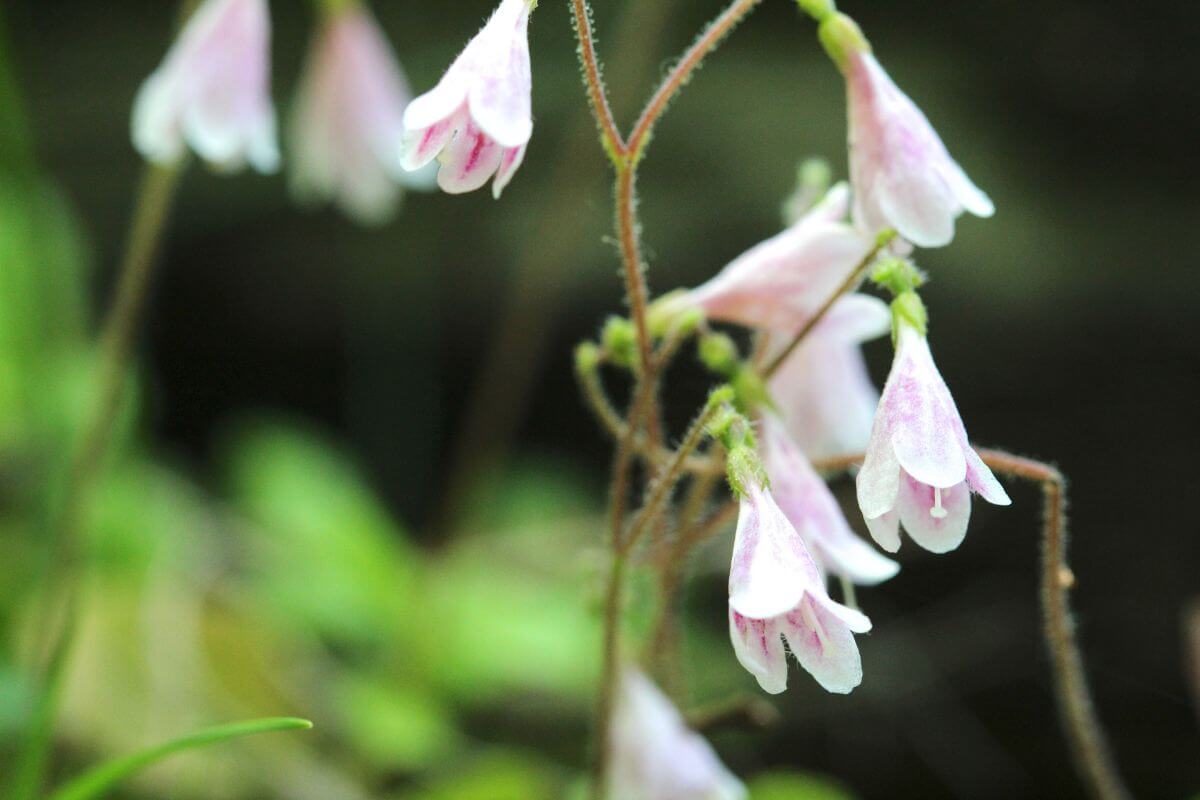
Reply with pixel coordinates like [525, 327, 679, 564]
[671, 15, 1006, 696]
[133, 0, 535, 221]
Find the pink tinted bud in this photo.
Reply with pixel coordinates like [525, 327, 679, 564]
[132, 0, 278, 173]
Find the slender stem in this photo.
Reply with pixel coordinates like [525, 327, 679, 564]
[620, 401, 720, 553]
[614, 165, 654, 373]
[11, 163, 182, 800]
[762, 233, 892, 379]
[976, 449, 1131, 800]
[626, 0, 764, 163]
[568, 0, 626, 159]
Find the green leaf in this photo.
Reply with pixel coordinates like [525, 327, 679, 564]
[749, 771, 856, 800]
[46, 717, 313, 800]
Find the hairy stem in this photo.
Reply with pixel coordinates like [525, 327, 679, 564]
[977, 449, 1131, 800]
[568, 0, 625, 159]
[627, 0, 764, 162]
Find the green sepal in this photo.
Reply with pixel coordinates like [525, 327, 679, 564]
[818, 13, 870, 71]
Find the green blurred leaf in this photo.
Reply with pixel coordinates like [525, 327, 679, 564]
[335, 673, 460, 771]
[46, 717, 312, 800]
[222, 420, 418, 647]
[397, 750, 560, 800]
[748, 771, 856, 800]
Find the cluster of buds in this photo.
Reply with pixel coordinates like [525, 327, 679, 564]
[132, 0, 536, 222]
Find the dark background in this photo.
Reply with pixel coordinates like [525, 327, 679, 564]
[6, 0, 1199, 797]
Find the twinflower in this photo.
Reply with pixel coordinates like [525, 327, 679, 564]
[133, 0, 278, 172]
[608, 669, 746, 800]
[401, 0, 534, 197]
[729, 480, 872, 694]
[856, 313, 1010, 553]
[821, 13, 993, 247]
[290, 2, 427, 223]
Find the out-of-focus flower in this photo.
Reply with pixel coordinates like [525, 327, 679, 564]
[680, 183, 873, 332]
[768, 293, 889, 461]
[609, 669, 746, 800]
[132, 0, 279, 173]
[856, 318, 1010, 553]
[290, 3, 429, 224]
[760, 414, 898, 585]
[728, 483, 871, 694]
[400, 0, 534, 198]
[820, 14, 993, 248]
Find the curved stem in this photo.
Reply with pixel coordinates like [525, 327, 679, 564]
[976, 449, 1131, 800]
[568, 0, 626, 160]
[626, 0, 764, 163]
[12, 162, 182, 800]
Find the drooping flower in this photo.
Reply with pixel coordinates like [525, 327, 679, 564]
[728, 483, 871, 694]
[768, 293, 890, 461]
[856, 318, 1010, 554]
[822, 15, 993, 248]
[608, 669, 746, 800]
[400, 0, 533, 198]
[132, 0, 279, 173]
[759, 414, 898, 585]
[290, 3, 430, 224]
[680, 183, 873, 332]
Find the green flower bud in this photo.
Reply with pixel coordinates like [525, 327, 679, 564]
[575, 341, 603, 375]
[698, 332, 740, 377]
[602, 316, 637, 369]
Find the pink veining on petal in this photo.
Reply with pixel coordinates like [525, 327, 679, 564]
[845, 50, 992, 248]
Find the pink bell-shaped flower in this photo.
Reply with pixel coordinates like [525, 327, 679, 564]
[728, 483, 872, 694]
[857, 319, 1010, 553]
[844, 46, 993, 248]
[400, 0, 534, 198]
[290, 3, 428, 224]
[132, 0, 279, 173]
[684, 183, 873, 332]
[768, 293, 890, 462]
[608, 669, 747, 800]
[760, 414, 899, 586]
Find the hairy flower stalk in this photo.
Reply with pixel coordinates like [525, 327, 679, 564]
[819, 13, 993, 248]
[401, 0, 534, 197]
[608, 669, 746, 800]
[767, 293, 890, 461]
[857, 294, 1010, 552]
[290, 1, 430, 223]
[132, 0, 279, 172]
